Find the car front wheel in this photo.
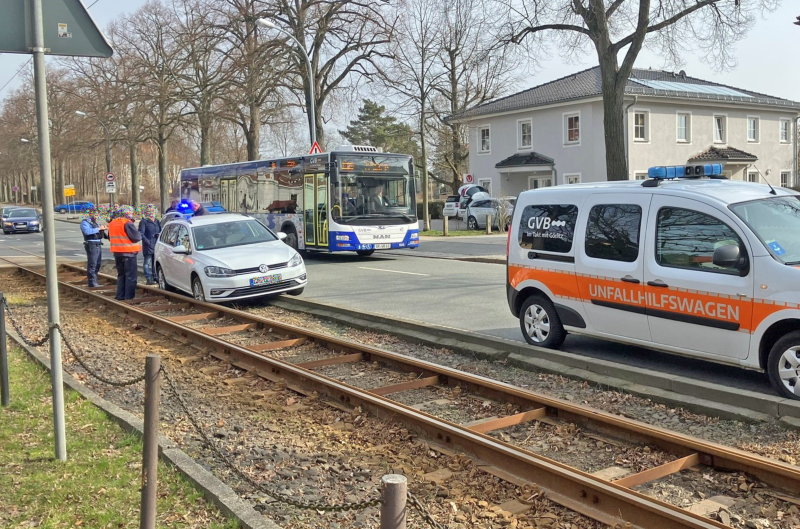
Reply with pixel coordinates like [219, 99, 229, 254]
[467, 216, 478, 230]
[519, 295, 566, 349]
[57, 208, 67, 214]
[767, 331, 800, 399]
[192, 276, 206, 302]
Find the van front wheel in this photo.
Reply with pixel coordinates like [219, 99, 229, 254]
[767, 331, 800, 399]
[519, 295, 566, 349]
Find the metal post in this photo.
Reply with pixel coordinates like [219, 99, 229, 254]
[443, 215, 449, 236]
[1, 293, 9, 407]
[140, 354, 161, 529]
[273, 27, 315, 146]
[30, 0, 67, 461]
[380, 474, 407, 529]
[486, 215, 492, 235]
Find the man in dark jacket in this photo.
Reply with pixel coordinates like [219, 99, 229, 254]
[138, 205, 161, 285]
[80, 207, 107, 287]
[191, 200, 209, 216]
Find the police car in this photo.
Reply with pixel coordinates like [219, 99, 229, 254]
[507, 163, 800, 399]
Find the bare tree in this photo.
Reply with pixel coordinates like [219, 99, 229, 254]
[503, 0, 779, 180]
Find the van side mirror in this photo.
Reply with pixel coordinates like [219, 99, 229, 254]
[713, 244, 747, 272]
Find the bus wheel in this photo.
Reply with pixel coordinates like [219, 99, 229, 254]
[357, 250, 375, 257]
[282, 227, 299, 251]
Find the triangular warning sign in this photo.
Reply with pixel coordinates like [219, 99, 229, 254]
[309, 141, 322, 155]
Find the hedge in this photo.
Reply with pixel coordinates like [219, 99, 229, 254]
[417, 200, 445, 220]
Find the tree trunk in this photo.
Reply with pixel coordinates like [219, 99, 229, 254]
[599, 53, 629, 181]
[199, 115, 212, 166]
[130, 143, 140, 208]
[246, 103, 260, 160]
[158, 133, 169, 213]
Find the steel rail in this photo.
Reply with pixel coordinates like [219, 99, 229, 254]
[7, 263, 794, 528]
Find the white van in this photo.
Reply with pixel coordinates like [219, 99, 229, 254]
[507, 164, 800, 399]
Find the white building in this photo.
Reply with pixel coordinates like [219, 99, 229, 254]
[452, 67, 800, 197]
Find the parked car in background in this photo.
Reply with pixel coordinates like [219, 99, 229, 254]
[54, 200, 93, 214]
[2, 207, 42, 234]
[465, 198, 507, 230]
[443, 195, 460, 218]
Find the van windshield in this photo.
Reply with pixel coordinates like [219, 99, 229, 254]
[730, 196, 800, 264]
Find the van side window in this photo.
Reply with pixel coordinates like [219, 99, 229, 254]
[518, 204, 578, 253]
[656, 207, 744, 273]
[585, 205, 642, 262]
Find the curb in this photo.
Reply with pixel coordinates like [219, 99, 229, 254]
[6, 329, 279, 529]
[271, 296, 800, 426]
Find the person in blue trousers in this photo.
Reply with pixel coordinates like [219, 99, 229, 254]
[138, 205, 161, 285]
[80, 207, 107, 287]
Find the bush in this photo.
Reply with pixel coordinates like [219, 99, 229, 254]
[417, 200, 444, 220]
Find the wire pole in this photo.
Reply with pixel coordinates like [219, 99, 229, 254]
[140, 355, 161, 529]
[30, 0, 67, 461]
[1, 294, 9, 407]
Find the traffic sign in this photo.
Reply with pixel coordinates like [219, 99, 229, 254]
[12, 186, 18, 192]
[64, 187, 76, 197]
[105, 172, 115, 182]
[105, 181, 116, 194]
[464, 173, 473, 184]
[309, 141, 322, 155]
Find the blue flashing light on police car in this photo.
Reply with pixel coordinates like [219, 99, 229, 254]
[647, 163, 723, 180]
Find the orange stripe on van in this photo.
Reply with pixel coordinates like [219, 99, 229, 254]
[508, 265, 580, 299]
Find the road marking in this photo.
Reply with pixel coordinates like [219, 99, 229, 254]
[358, 267, 429, 277]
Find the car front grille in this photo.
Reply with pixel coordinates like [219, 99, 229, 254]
[234, 262, 289, 275]
[224, 279, 301, 297]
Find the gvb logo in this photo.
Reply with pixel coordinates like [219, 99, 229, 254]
[527, 217, 566, 230]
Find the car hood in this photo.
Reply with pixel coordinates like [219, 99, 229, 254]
[5, 216, 39, 222]
[195, 240, 297, 269]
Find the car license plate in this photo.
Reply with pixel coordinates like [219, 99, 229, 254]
[15, 223, 25, 227]
[374, 243, 391, 249]
[250, 274, 282, 286]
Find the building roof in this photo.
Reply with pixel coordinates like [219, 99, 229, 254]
[688, 146, 758, 163]
[495, 152, 554, 169]
[454, 67, 800, 120]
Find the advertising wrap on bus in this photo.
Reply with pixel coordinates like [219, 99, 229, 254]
[178, 149, 420, 255]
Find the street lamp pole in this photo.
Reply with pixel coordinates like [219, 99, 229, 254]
[256, 19, 316, 147]
[76, 111, 114, 205]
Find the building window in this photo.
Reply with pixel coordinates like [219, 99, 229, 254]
[748, 172, 758, 183]
[714, 115, 726, 143]
[747, 116, 759, 143]
[564, 113, 580, 145]
[781, 171, 791, 187]
[478, 179, 492, 196]
[633, 172, 647, 180]
[518, 119, 532, 150]
[634, 111, 648, 141]
[585, 204, 642, 262]
[780, 119, 791, 143]
[565, 173, 581, 185]
[677, 113, 691, 142]
[478, 125, 490, 154]
[528, 176, 553, 189]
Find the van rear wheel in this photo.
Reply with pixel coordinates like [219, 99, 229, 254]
[519, 295, 566, 349]
[767, 331, 800, 399]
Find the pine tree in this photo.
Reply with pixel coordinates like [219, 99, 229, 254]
[339, 100, 420, 158]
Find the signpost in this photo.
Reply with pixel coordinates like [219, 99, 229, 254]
[0, 0, 113, 463]
[105, 172, 116, 196]
[309, 141, 322, 155]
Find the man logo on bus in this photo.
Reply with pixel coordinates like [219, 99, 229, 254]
[527, 217, 566, 230]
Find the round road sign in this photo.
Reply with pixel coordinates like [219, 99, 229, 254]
[12, 186, 18, 192]
[105, 172, 115, 182]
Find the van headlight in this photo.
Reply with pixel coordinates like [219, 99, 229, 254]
[204, 266, 236, 277]
[289, 253, 303, 268]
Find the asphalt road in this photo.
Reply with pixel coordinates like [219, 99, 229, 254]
[0, 218, 775, 396]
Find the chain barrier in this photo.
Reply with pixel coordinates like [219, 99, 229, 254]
[2, 296, 50, 347]
[54, 324, 146, 387]
[160, 366, 382, 513]
[407, 490, 447, 529]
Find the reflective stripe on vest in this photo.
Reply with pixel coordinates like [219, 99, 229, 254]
[109, 218, 142, 253]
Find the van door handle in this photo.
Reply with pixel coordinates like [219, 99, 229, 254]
[647, 280, 669, 288]
[620, 276, 640, 284]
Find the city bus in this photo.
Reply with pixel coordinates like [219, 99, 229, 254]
[178, 146, 420, 256]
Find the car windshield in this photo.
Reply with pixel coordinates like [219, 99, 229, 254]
[8, 209, 36, 218]
[730, 196, 800, 264]
[191, 219, 277, 251]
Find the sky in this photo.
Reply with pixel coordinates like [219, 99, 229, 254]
[0, 0, 798, 119]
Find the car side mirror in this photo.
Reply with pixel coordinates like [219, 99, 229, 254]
[713, 244, 747, 271]
[173, 244, 188, 254]
[277, 232, 288, 241]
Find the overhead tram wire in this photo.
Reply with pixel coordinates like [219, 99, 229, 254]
[0, 0, 105, 95]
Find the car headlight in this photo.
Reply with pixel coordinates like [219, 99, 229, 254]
[30, 221, 39, 225]
[3, 222, 11, 227]
[289, 253, 303, 267]
[204, 266, 236, 277]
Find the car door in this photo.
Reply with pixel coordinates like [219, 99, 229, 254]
[575, 194, 653, 342]
[471, 200, 489, 227]
[170, 225, 193, 292]
[644, 196, 754, 360]
[159, 225, 179, 285]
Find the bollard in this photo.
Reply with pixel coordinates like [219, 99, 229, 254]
[140, 355, 161, 529]
[486, 215, 492, 235]
[443, 215, 449, 236]
[1, 294, 8, 407]
[380, 474, 407, 529]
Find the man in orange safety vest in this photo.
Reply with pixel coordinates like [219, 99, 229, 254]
[109, 206, 143, 300]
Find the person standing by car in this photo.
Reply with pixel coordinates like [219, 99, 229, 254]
[138, 205, 161, 285]
[80, 207, 107, 287]
[191, 200, 209, 216]
[109, 206, 142, 300]
[165, 199, 180, 214]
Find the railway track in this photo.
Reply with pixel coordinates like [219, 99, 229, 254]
[9, 261, 800, 529]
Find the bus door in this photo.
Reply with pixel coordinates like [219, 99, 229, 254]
[303, 172, 329, 248]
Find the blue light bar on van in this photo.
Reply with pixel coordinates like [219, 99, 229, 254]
[648, 163, 723, 179]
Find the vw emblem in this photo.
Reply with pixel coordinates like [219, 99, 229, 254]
[258, 264, 269, 273]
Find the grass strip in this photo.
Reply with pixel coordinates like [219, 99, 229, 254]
[0, 345, 238, 529]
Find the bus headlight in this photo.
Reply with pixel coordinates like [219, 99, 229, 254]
[335, 234, 350, 241]
[204, 266, 236, 277]
[289, 253, 303, 268]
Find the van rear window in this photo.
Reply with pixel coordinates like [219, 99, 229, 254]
[518, 204, 578, 253]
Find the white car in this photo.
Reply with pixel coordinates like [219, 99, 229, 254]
[442, 195, 460, 218]
[154, 213, 307, 302]
[466, 198, 515, 230]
